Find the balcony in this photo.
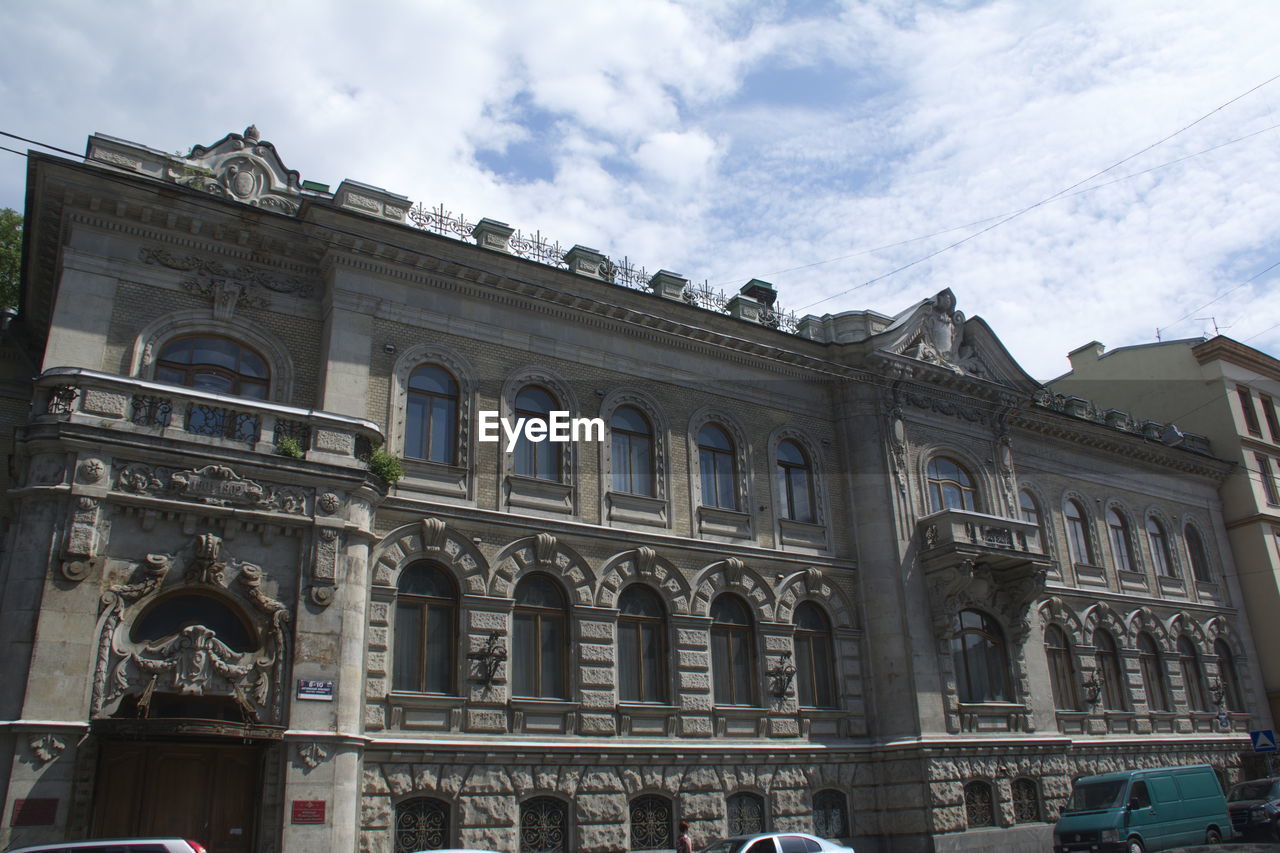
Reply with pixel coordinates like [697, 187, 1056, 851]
[32, 367, 383, 466]
[917, 507, 1051, 573]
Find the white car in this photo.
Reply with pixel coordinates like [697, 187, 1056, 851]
[3, 840, 207, 853]
[700, 832, 855, 853]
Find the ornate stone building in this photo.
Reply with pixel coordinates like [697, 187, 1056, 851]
[0, 127, 1268, 853]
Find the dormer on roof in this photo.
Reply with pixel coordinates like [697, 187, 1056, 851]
[169, 124, 303, 214]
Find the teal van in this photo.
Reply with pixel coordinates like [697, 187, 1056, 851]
[1053, 764, 1232, 852]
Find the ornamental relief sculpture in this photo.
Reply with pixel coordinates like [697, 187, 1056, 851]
[92, 533, 290, 725]
[114, 461, 309, 515]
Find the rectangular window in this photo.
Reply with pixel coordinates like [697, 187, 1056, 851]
[1239, 387, 1263, 436]
[1259, 453, 1280, 505]
[1263, 395, 1280, 442]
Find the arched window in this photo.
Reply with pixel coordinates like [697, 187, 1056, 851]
[952, 610, 1011, 703]
[726, 792, 766, 836]
[611, 406, 654, 497]
[776, 440, 815, 523]
[1185, 525, 1212, 583]
[1215, 639, 1243, 711]
[1044, 625, 1080, 711]
[926, 457, 976, 512]
[629, 795, 673, 851]
[395, 797, 450, 852]
[1093, 629, 1127, 710]
[1019, 490, 1043, 549]
[393, 563, 457, 694]
[1064, 500, 1094, 565]
[1178, 636, 1208, 712]
[1011, 779, 1040, 823]
[405, 365, 459, 464]
[513, 574, 567, 699]
[698, 424, 738, 510]
[520, 797, 569, 853]
[155, 335, 270, 399]
[711, 594, 756, 706]
[963, 781, 995, 827]
[1106, 509, 1133, 573]
[618, 586, 667, 703]
[1138, 632, 1169, 711]
[513, 386, 561, 481]
[131, 592, 256, 652]
[1146, 516, 1175, 578]
[794, 602, 835, 708]
[813, 789, 848, 839]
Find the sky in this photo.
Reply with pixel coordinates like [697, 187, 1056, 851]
[2, 0, 1279, 381]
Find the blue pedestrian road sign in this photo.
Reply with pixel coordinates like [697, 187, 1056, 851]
[1250, 729, 1277, 753]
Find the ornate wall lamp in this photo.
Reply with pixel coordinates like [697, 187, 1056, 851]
[768, 651, 797, 698]
[468, 631, 507, 684]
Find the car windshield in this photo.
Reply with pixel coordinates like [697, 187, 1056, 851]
[1229, 781, 1278, 802]
[699, 840, 749, 853]
[1065, 780, 1127, 812]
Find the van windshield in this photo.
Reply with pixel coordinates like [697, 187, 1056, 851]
[1066, 780, 1127, 813]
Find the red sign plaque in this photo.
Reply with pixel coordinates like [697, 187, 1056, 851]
[291, 799, 326, 825]
[11, 798, 58, 826]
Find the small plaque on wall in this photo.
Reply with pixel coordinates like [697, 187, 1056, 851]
[296, 679, 334, 701]
[11, 798, 57, 826]
[291, 800, 326, 824]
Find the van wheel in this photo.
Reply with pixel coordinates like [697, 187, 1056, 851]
[1205, 827, 1222, 844]
[1127, 838, 1144, 853]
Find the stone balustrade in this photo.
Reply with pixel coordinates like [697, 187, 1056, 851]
[33, 367, 383, 465]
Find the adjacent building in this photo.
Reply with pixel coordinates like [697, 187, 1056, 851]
[1051, 335, 1280, 726]
[0, 127, 1268, 853]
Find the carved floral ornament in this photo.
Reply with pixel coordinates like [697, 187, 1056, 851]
[114, 461, 309, 516]
[27, 734, 65, 765]
[92, 534, 290, 726]
[163, 126, 302, 215]
[925, 557, 1047, 647]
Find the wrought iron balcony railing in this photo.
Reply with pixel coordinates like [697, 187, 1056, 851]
[33, 367, 383, 464]
[917, 507, 1050, 571]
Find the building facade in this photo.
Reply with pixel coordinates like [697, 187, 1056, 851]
[1051, 335, 1280, 726]
[0, 128, 1269, 853]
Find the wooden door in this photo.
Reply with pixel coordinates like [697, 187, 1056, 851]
[92, 740, 260, 853]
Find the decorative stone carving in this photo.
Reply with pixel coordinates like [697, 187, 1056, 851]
[534, 532, 557, 567]
[27, 734, 65, 765]
[187, 532, 226, 585]
[421, 517, 447, 551]
[803, 567, 823, 593]
[140, 246, 312, 299]
[182, 277, 269, 321]
[115, 462, 308, 515]
[634, 546, 657, 577]
[92, 554, 172, 716]
[61, 496, 103, 582]
[165, 126, 302, 215]
[78, 458, 106, 484]
[887, 405, 907, 495]
[723, 557, 745, 586]
[297, 741, 330, 770]
[311, 527, 341, 607]
[317, 492, 340, 515]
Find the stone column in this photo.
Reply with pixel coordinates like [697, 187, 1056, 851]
[318, 272, 374, 419]
[673, 614, 713, 737]
[575, 606, 618, 735]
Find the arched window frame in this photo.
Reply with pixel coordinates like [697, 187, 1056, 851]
[726, 791, 767, 836]
[1104, 504, 1137, 574]
[813, 789, 849, 839]
[1018, 488, 1047, 554]
[1092, 627, 1128, 711]
[688, 409, 753, 539]
[395, 796, 453, 852]
[1044, 624, 1081, 711]
[388, 344, 476, 498]
[1177, 634, 1209, 712]
[391, 561, 459, 695]
[1137, 631, 1170, 712]
[952, 609, 1013, 704]
[131, 311, 295, 403]
[153, 334, 271, 399]
[793, 601, 836, 708]
[769, 426, 830, 552]
[628, 794, 674, 851]
[925, 455, 979, 513]
[1183, 520, 1214, 584]
[512, 573, 570, 700]
[1145, 512, 1178, 579]
[1061, 493, 1099, 567]
[599, 389, 670, 529]
[130, 588, 259, 652]
[710, 593, 759, 707]
[520, 795, 571, 853]
[1214, 638, 1245, 711]
[499, 368, 579, 516]
[963, 780, 995, 828]
[404, 364, 461, 465]
[617, 585, 669, 704]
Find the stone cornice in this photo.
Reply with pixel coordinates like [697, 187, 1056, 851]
[1193, 336, 1280, 380]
